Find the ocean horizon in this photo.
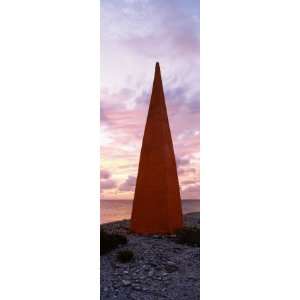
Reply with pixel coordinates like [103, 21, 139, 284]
[100, 199, 199, 224]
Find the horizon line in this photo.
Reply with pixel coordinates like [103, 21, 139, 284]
[100, 198, 200, 201]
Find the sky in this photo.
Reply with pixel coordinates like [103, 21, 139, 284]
[100, 0, 199, 200]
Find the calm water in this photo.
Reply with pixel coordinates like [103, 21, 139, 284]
[100, 199, 199, 224]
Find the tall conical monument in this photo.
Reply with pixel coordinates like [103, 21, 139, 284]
[130, 62, 183, 234]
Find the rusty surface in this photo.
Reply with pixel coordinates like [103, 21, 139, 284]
[130, 62, 183, 234]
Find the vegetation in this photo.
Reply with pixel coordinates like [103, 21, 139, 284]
[116, 249, 134, 263]
[175, 226, 200, 246]
[100, 229, 127, 255]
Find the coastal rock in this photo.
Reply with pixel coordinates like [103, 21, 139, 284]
[132, 284, 141, 291]
[164, 261, 178, 273]
[122, 280, 131, 286]
[100, 212, 200, 300]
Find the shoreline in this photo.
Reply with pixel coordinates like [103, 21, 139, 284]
[101, 212, 199, 300]
[100, 200, 199, 225]
[100, 211, 200, 227]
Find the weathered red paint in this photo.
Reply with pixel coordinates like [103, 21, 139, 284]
[130, 62, 183, 234]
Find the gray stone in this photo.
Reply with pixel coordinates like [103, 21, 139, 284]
[132, 284, 141, 291]
[122, 280, 131, 286]
[100, 212, 200, 300]
[165, 262, 178, 273]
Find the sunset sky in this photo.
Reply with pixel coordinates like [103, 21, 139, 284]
[100, 0, 199, 200]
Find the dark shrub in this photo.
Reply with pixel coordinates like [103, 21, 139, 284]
[100, 229, 127, 255]
[175, 227, 200, 246]
[116, 249, 134, 263]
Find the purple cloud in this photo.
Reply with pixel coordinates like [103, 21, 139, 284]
[101, 179, 117, 190]
[181, 184, 200, 199]
[182, 180, 196, 185]
[100, 0, 199, 199]
[100, 169, 111, 179]
[178, 167, 196, 175]
[119, 175, 136, 192]
[176, 157, 190, 166]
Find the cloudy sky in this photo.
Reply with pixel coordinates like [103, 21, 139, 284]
[100, 0, 199, 200]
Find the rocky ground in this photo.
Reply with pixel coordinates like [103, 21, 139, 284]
[100, 212, 200, 300]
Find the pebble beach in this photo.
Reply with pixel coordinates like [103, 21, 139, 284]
[100, 212, 200, 300]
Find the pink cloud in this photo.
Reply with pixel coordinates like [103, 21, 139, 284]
[119, 175, 136, 191]
[181, 184, 200, 199]
[100, 0, 199, 197]
[100, 169, 111, 179]
[100, 179, 117, 190]
[178, 167, 196, 175]
[176, 157, 190, 166]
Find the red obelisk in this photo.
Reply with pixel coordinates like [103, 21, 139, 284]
[130, 62, 183, 234]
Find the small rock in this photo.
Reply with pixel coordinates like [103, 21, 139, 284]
[132, 284, 141, 291]
[165, 262, 178, 273]
[122, 280, 131, 286]
[123, 270, 129, 274]
[173, 247, 182, 253]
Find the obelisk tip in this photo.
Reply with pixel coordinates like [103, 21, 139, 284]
[154, 62, 161, 80]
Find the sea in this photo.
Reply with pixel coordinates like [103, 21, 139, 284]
[100, 199, 199, 224]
